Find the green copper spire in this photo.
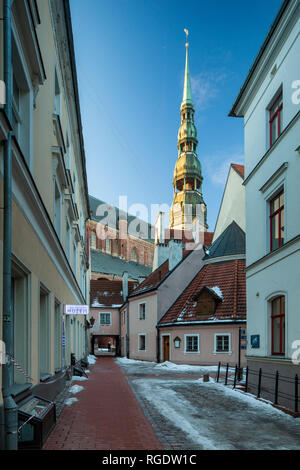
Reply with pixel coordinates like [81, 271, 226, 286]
[182, 29, 193, 106]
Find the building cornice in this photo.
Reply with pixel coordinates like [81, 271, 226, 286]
[246, 233, 300, 273]
[229, 0, 297, 117]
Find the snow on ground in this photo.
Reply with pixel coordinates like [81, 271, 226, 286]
[88, 355, 96, 365]
[69, 385, 84, 395]
[117, 357, 234, 374]
[116, 357, 156, 365]
[130, 377, 300, 450]
[65, 397, 78, 407]
[71, 376, 88, 382]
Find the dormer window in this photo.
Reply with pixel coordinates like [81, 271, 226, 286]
[195, 287, 222, 316]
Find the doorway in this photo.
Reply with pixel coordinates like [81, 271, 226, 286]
[163, 335, 170, 362]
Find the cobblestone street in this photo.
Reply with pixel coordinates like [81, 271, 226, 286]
[44, 357, 300, 450]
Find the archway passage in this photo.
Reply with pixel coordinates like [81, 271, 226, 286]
[93, 335, 120, 357]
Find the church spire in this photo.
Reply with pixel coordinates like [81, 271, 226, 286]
[169, 29, 208, 233]
[182, 29, 193, 106]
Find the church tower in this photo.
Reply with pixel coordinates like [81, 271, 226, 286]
[169, 31, 207, 233]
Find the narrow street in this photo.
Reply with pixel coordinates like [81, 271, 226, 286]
[44, 357, 300, 450]
[43, 357, 162, 450]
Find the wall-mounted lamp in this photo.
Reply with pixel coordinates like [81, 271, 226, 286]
[174, 337, 181, 348]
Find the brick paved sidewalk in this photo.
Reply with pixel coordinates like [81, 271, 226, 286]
[43, 357, 162, 450]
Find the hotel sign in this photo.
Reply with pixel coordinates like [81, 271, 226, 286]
[64, 305, 89, 315]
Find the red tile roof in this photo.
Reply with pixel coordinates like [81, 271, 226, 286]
[204, 232, 214, 246]
[90, 278, 136, 307]
[160, 259, 246, 324]
[231, 163, 245, 179]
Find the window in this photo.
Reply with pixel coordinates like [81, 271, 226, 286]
[139, 303, 146, 320]
[91, 231, 97, 250]
[73, 242, 77, 276]
[271, 296, 285, 355]
[54, 68, 61, 115]
[131, 248, 137, 262]
[99, 313, 111, 325]
[105, 238, 111, 254]
[138, 335, 146, 351]
[215, 334, 231, 353]
[65, 218, 71, 260]
[54, 301, 62, 372]
[185, 335, 199, 353]
[54, 180, 62, 237]
[269, 91, 283, 147]
[270, 190, 284, 251]
[39, 285, 50, 378]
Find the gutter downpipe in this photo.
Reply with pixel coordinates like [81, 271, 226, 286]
[2, 0, 18, 450]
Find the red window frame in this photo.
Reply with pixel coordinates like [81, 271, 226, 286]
[269, 190, 284, 252]
[269, 92, 283, 147]
[271, 296, 285, 356]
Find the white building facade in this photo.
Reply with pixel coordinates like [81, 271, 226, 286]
[230, 0, 300, 409]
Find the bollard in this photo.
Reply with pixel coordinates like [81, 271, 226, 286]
[4, 394, 18, 450]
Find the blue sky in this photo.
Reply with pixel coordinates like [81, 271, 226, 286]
[70, 0, 283, 231]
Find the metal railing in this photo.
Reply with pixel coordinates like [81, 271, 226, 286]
[215, 362, 299, 413]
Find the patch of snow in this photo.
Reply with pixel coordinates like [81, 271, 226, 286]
[65, 397, 78, 407]
[69, 385, 84, 395]
[71, 376, 88, 382]
[88, 355, 96, 364]
[116, 357, 156, 365]
[84, 370, 90, 374]
[210, 286, 223, 299]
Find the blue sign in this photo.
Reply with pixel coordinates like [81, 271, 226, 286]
[241, 345, 247, 350]
[251, 335, 260, 349]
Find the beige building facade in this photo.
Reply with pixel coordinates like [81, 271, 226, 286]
[0, 0, 90, 449]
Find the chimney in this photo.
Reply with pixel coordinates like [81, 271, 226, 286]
[155, 212, 165, 244]
[122, 271, 128, 302]
[152, 212, 169, 271]
[168, 239, 183, 271]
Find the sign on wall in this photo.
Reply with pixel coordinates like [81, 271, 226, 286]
[64, 305, 89, 315]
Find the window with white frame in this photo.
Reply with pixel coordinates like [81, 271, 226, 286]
[99, 312, 111, 325]
[139, 303, 146, 320]
[91, 231, 97, 250]
[73, 241, 77, 277]
[65, 217, 71, 260]
[185, 335, 200, 353]
[138, 335, 146, 351]
[12, 30, 32, 165]
[214, 334, 231, 353]
[54, 180, 62, 237]
[54, 67, 61, 116]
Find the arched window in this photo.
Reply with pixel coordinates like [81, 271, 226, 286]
[271, 296, 285, 355]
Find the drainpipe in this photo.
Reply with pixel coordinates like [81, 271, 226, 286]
[126, 303, 129, 358]
[2, 0, 18, 450]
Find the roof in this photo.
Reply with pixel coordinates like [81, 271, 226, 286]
[91, 250, 152, 280]
[204, 221, 245, 260]
[159, 259, 246, 325]
[204, 232, 214, 247]
[90, 278, 136, 307]
[231, 164, 245, 179]
[129, 248, 191, 298]
[229, 0, 290, 117]
[89, 195, 154, 243]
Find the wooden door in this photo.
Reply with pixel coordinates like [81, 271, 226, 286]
[163, 336, 170, 362]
